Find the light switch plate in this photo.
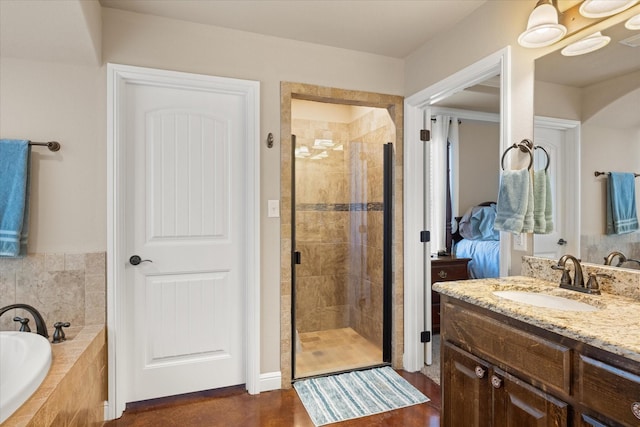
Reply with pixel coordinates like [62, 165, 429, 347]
[268, 200, 280, 218]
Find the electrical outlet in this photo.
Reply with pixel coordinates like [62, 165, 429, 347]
[513, 233, 528, 251]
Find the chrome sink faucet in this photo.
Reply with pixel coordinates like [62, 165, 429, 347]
[0, 304, 49, 338]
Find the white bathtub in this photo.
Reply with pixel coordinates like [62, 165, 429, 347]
[0, 331, 52, 423]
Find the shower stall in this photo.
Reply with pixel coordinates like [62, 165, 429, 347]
[291, 100, 394, 379]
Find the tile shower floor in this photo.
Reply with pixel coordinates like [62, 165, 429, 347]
[295, 327, 383, 378]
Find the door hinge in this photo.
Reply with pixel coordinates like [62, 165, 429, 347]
[420, 129, 431, 142]
[420, 230, 430, 243]
[421, 331, 431, 343]
[293, 251, 301, 265]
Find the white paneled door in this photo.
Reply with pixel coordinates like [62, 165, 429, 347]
[121, 70, 254, 403]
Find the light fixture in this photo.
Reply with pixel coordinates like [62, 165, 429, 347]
[626, 13, 640, 29]
[561, 31, 611, 56]
[518, 0, 567, 48]
[579, 0, 638, 18]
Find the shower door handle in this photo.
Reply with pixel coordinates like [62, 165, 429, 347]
[293, 251, 301, 265]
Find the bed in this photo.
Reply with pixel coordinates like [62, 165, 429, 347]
[453, 202, 500, 279]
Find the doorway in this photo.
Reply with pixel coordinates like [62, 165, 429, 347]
[280, 82, 404, 388]
[290, 100, 394, 378]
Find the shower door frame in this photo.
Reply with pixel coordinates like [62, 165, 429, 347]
[289, 136, 394, 381]
[281, 83, 404, 388]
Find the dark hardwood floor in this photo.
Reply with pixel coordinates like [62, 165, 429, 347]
[104, 371, 441, 426]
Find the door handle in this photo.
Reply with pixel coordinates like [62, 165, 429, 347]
[129, 255, 153, 266]
[557, 238, 568, 246]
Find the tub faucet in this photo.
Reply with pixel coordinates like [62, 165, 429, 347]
[0, 304, 49, 338]
[604, 251, 627, 266]
[551, 255, 586, 292]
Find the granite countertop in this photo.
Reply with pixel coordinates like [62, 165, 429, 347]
[433, 276, 640, 363]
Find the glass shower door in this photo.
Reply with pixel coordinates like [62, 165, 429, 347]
[291, 105, 394, 379]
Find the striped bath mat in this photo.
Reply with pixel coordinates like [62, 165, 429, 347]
[293, 366, 430, 426]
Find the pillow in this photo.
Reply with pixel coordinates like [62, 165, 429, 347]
[459, 203, 500, 241]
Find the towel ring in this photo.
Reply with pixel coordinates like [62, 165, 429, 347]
[534, 145, 550, 172]
[501, 142, 533, 171]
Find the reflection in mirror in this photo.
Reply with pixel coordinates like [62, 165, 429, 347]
[430, 74, 502, 279]
[534, 19, 640, 269]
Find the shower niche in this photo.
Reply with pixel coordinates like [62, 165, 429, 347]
[291, 100, 394, 379]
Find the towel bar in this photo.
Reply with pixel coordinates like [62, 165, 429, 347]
[28, 141, 61, 152]
[594, 171, 639, 178]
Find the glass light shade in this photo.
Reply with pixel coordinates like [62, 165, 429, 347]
[579, 0, 639, 18]
[518, 3, 567, 48]
[626, 13, 640, 29]
[561, 31, 611, 56]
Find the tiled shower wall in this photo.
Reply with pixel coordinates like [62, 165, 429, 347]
[348, 109, 394, 346]
[0, 252, 106, 332]
[293, 118, 351, 333]
[292, 108, 394, 347]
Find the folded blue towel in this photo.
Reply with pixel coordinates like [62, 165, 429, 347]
[0, 139, 31, 257]
[606, 172, 638, 235]
[494, 168, 533, 234]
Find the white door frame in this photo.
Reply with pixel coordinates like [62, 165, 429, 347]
[403, 47, 511, 372]
[534, 116, 581, 258]
[106, 63, 261, 420]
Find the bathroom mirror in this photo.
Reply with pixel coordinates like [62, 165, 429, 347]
[534, 19, 640, 268]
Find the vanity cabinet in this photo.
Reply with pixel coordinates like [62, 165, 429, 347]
[430, 256, 470, 333]
[440, 295, 640, 427]
[442, 342, 567, 426]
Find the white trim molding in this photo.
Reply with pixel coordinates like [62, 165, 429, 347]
[403, 47, 512, 372]
[259, 371, 282, 393]
[106, 63, 261, 420]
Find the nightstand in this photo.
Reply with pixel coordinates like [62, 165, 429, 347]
[431, 255, 470, 334]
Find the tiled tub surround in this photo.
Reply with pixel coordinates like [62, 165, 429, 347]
[0, 252, 106, 332]
[3, 325, 107, 426]
[433, 276, 640, 362]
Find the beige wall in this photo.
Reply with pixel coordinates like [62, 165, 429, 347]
[458, 120, 500, 214]
[0, 58, 106, 253]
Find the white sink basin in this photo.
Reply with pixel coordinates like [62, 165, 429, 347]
[493, 290, 598, 312]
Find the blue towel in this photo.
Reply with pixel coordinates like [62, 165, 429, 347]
[494, 168, 533, 234]
[606, 172, 638, 235]
[0, 139, 31, 257]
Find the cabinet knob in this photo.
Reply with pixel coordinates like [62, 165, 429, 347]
[632, 402, 640, 420]
[491, 375, 503, 389]
[438, 270, 447, 279]
[474, 366, 486, 378]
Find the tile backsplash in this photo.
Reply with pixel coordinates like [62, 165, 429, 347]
[0, 252, 106, 332]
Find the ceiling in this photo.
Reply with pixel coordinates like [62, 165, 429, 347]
[98, 0, 487, 58]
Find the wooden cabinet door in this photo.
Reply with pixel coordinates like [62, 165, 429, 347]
[442, 342, 492, 427]
[492, 367, 568, 427]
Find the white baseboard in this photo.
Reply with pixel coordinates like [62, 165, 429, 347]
[259, 371, 282, 392]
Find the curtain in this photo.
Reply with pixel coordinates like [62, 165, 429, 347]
[430, 115, 459, 254]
